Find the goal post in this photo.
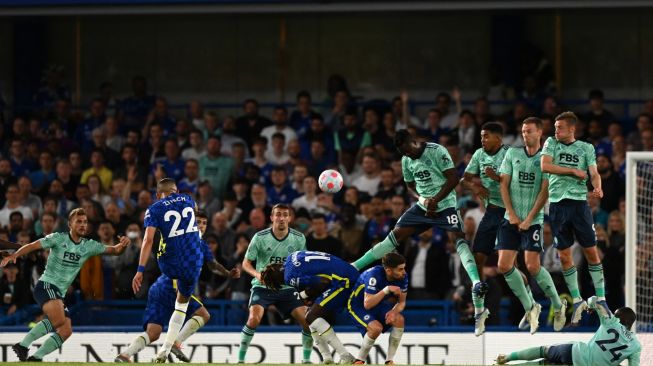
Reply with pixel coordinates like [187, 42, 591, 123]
[626, 152, 652, 361]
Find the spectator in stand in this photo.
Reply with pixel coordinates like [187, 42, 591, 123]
[473, 96, 494, 126]
[28, 151, 56, 194]
[199, 135, 234, 200]
[394, 91, 421, 129]
[301, 114, 335, 162]
[75, 98, 106, 154]
[0, 263, 30, 317]
[589, 194, 609, 228]
[261, 105, 297, 150]
[0, 159, 16, 207]
[182, 129, 206, 161]
[0, 184, 33, 228]
[641, 129, 653, 151]
[292, 175, 319, 214]
[219, 192, 244, 230]
[332, 204, 364, 262]
[587, 120, 612, 156]
[245, 137, 274, 184]
[7, 212, 24, 242]
[290, 91, 315, 139]
[306, 213, 343, 256]
[406, 229, 451, 300]
[362, 194, 393, 251]
[151, 139, 185, 184]
[9, 139, 37, 178]
[335, 109, 371, 163]
[605, 211, 626, 308]
[189, 101, 205, 131]
[455, 110, 479, 155]
[120, 76, 156, 128]
[144, 96, 176, 137]
[209, 212, 236, 261]
[324, 89, 350, 130]
[113, 144, 147, 194]
[104, 201, 128, 234]
[235, 98, 271, 147]
[306, 139, 333, 176]
[289, 163, 309, 195]
[597, 154, 624, 213]
[435, 90, 462, 130]
[353, 153, 382, 196]
[105, 117, 125, 153]
[114, 223, 156, 299]
[423, 108, 445, 143]
[229, 233, 253, 301]
[139, 122, 165, 165]
[203, 111, 221, 140]
[627, 113, 651, 151]
[582, 89, 615, 128]
[611, 135, 626, 178]
[338, 150, 363, 187]
[80, 149, 113, 191]
[90, 127, 121, 169]
[265, 133, 290, 166]
[17, 176, 42, 219]
[266, 166, 297, 205]
[178, 159, 200, 195]
[241, 208, 267, 239]
[541, 96, 560, 117]
[47, 180, 76, 220]
[220, 116, 250, 158]
[231, 142, 248, 177]
[377, 167, 405, 200]
[174, 119, 192, 150]
[196, 180, 221, 222]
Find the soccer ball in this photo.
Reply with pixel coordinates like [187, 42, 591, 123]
[318, 169, 344, 193]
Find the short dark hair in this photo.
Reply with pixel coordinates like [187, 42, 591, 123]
[382, 252, 406, 268]
[271, 132, 286, 141]
[589, 89, 604, 100]
[274, 105, 288, 114]
[481, 122, 504, 136]
[393, 129, 412, 150]
[522, 117, 543, 129]
[615, 307, 637, 330]
[271, 203, 291, 214]
[555, 111, 579, 126]
[9, 211, 23, 220]
[311, 213, 326, 221]
[243, 98, 258, 107]
[196, 210, 208, 220]
[271, 165, 286, 173]
[297, 90, 311, 101]
[311, 113, 324, 123]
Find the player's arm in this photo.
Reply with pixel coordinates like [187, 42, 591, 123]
[207, 259, 240, 278]
[520, 179, 549, 230]
[298, 277, 331, 300]
[541, 154, 586, 179]
[587, 296, 613, 325]
[432, 168, 461, 205]
[364, 285, 401, 310]
[0, 240, 42, 266]
[461, 172, 489, 200]
[391, 291, 407, 313]
[500, 173, 520, 225]
[104, 236, 131, 256]
[588, 164, 603, 198]
[132, 226, 156, 293]
[242, 258, 261, 282]
[628, 352, 641, 366]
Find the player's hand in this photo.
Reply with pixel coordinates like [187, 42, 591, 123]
[592, 187, 603, 198]
[255, 272, 264, 284]
[0, 254, 17, 267]
[425, 197, 438, 212]
[518, 219, 532, 232]
[508, 212, 521, 226]
[132, 272, 143, 294]
[229, 268, 241, 279]
[474, 185, 490, 200]
[386, 286, 401, 297]
[573, 169, 588, 180]
[118, 235, 131, 248]
[385, 310, 398, 324]
[484, 166, 500, 181]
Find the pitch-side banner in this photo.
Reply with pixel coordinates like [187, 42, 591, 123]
[0, 332, 644, 364]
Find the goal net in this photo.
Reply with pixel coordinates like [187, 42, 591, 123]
[626, 152, 653, 363]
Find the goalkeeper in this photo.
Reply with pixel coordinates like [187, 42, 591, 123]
[496, 296, 641, 365]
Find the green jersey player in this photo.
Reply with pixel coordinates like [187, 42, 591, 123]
[496, 297, 641, 366]
[1, 208, 130, 362]
[497, 117, 565, 334]
[239, 204, 316, 364]
[541, 111, 606, 325]
[352, 129, 482, 336]
[460, 122, 509, 335]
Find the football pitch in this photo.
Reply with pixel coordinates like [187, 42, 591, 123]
[13, 363, 496, 366]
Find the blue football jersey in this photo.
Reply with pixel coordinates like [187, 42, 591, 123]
[200, 239, 214, 263]
[144, 193, 202, 268]
[284, 251, 359, 290]
[351, 265, 408, 304]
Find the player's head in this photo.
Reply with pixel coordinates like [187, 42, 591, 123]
[521, 117, 543, 148]
[394, 129, 421, 159]
[480, 122, 503, 152]
[156, 178, 177, 199]
[68, 208, 88, 236]
[382, 252, 407, 281]
[615, 307, 637, 331]
[196, 210, 208, 236]
[271, 204, 292, 231]
[261, 263, 285, 291]
[554, 111, 578, 142]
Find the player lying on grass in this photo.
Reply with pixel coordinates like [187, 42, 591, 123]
[351, 129, 487, 336]
[1, 208, 130, 362]
[115, 211, 239, 363]
[262, 251, 361, 364]
[348, 253, 407, 365]
[496, 297, 641, 366]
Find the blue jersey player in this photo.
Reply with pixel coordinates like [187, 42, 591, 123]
[132, 178, 204, 363]
[261, 251, 360, 364]
[348, 253, 408, 365]
[117, 211, 239, 363]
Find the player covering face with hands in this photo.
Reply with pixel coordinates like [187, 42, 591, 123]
[2, 208, 130, 362]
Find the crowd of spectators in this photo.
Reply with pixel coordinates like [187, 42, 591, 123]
[0, 73, 643, 327]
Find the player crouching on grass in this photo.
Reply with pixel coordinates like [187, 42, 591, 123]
[115, 211, 240, 363]
[2, 208, 130, 362]
[348, 253, 407, 365]
[262, 251, 361, 364]
[496, 297, 641, 365]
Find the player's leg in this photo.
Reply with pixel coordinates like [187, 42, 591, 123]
[353, 205, 429, 269]
[498, 248, 539, 332]
[495, 345, 548, 364]
[385, 313, 404, 364]
[155, 281, 194, 362]
[574, 201, 607, 310]
[13, 281, 58, 361]
[289, 302, 315, 364]
[306, 300, 354, 363]
[30, 299, 71, 361]
[354, 320, 382, 364]
[172, 297, 209, 362]
[117, 323, 162, 362]
[239, 301, 265, 363]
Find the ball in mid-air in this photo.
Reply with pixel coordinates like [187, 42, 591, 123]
[318, 169, 344, 193]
